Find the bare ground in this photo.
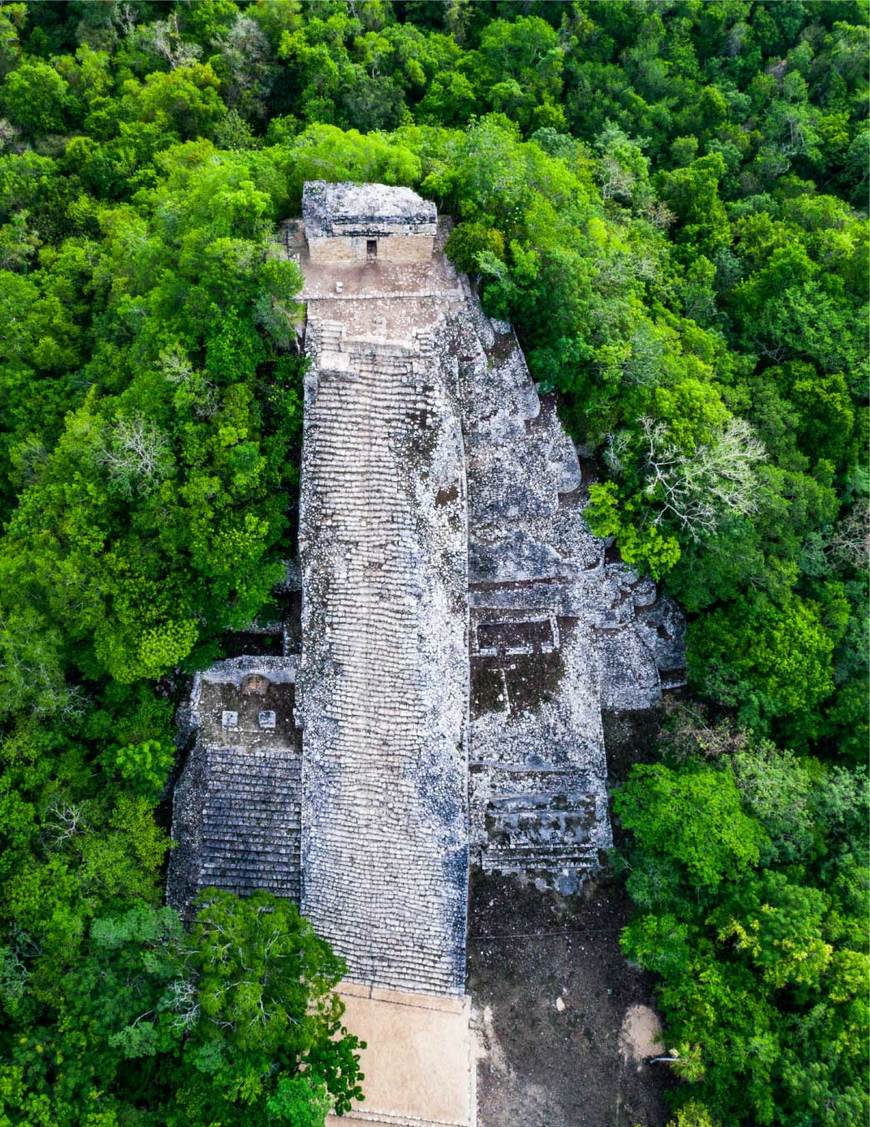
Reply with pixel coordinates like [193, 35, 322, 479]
[468, 705, 675, 1127]
[468, 871, 673, 1127]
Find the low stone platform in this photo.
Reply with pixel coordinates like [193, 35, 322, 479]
[326, 983, 475, 1127]
[167, 657, 302, 916]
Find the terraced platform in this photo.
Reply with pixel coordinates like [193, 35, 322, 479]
[167, 657, 302, 914]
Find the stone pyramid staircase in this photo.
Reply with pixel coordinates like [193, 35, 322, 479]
[199, 746, 302, 901]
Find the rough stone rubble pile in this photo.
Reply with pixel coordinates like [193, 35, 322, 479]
[169, 182, 684, 996]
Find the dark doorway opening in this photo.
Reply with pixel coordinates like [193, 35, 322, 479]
[366, 239, 377, 259]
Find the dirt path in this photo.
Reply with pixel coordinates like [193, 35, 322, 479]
[468, 870, 673, 1127]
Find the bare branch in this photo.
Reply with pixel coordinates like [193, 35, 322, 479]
[43, 799, 88, 848]
[640, 415, 766, 540]
[99, 415, 171, 496]
[826, 504, 870, 571]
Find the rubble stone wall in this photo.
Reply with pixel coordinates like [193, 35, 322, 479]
[452, 279, 685, 893]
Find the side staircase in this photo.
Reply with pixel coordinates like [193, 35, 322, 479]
[480, 787, 607, 880]
[199, 746, 302, 902]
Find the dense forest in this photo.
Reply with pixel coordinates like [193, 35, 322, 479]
[0, 1, 866, 1124]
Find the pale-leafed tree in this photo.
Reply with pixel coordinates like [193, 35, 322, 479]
[216, 16, 276, 118]
[644, 198, 676, 229]
[138, 14, 202, 69]
[599, 150, 638, 204]
[0, 609, 84, 721]
[159, 345, 194, 385]
[640, 414, 766, 540]
[113, 3, 140, 39]
[0, 118, 18, 150]
[826, 504, 870, 571]
[99, 415, 171, 495]
[159, 346, 218, 418]
[595, 122, 653, 210]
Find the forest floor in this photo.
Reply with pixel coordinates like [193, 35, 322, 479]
[468, 707, 674, 1127]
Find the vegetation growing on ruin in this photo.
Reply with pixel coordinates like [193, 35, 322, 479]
[0, 2, 865, 1124]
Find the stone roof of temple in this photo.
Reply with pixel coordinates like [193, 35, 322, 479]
[302, 180, 437, 239]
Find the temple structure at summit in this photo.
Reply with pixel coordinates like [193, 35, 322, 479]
[168, 180, 684, 1125]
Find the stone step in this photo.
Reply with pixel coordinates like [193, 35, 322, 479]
[201, 863, 300, 879]
[191, 739, 305, 905]
[201, 826, 301, 842]
[481, 842, 600, 871]
[205, 780, 301, 797]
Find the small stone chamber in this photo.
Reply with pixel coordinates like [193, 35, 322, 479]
[302, 180, 437, 264]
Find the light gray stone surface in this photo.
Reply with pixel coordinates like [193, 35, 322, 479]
[169, 185, 686, 992]
[297, 287, 470, 994]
